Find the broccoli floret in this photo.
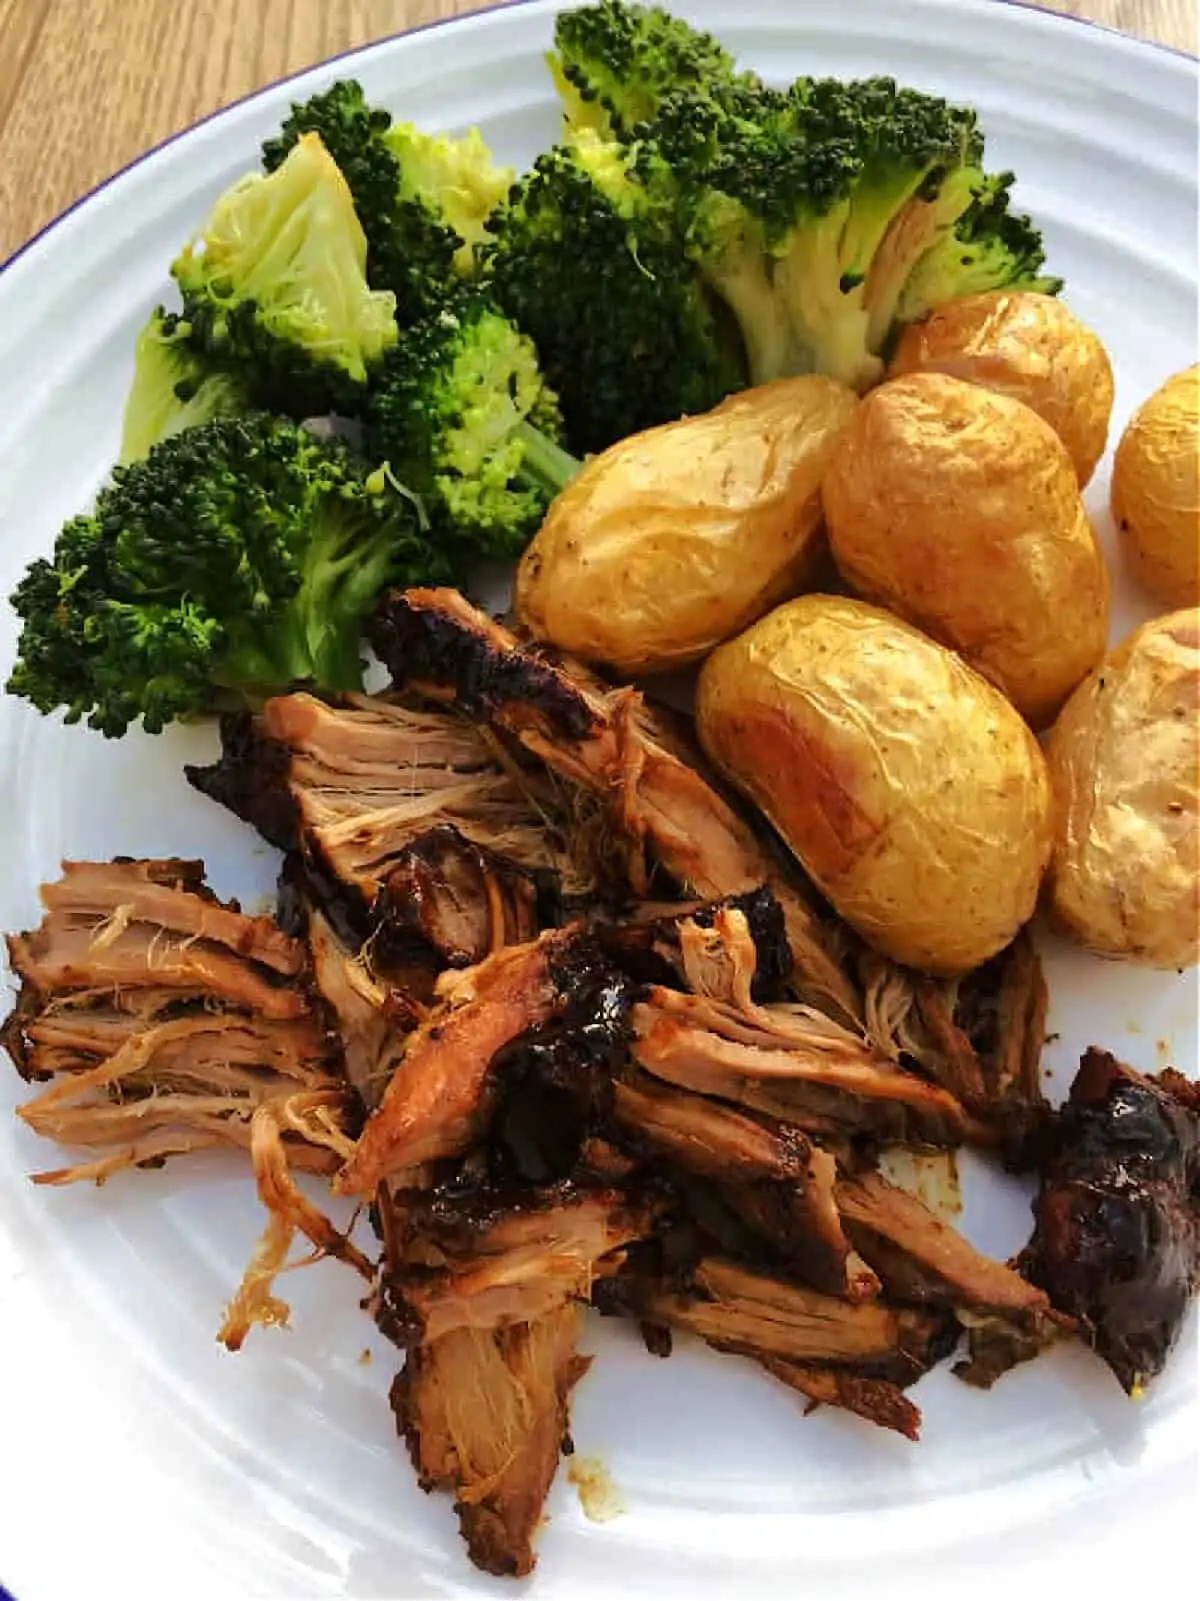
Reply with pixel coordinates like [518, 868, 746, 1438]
[118, 308, 249, 464]
[7, 415, 430, 737]
[262, 80, 511, 321]
[388, 123, 513, 272]
[894, 172, 1062, 331]
[172, 133, 399, 417]
[486, 131, 746, 452]
[364, 288, 579, 561]
[642, 75, 1060, 392]
[549, 0, 748, 139]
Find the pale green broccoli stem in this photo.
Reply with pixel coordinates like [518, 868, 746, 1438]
[774, 205, 883, 392]
[864, 167, 983, 353]
[514, 422, 582, 499]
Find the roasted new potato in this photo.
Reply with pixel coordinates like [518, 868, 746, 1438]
[888, 290, 1114, 486]
[1045, 608, 1199, 968]
[696, 595, 1053, 976]
[822, 373, 1111, 729]
[515, 376, 858, 677]
[1111, 365, 1200, 608]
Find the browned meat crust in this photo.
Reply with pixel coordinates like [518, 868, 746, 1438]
[335, 928, 583, 1191]
[1013, 1048, 1200, 1394]
[612, 1075, 878, 1300]
[595, 887, 792, 1002]
[379, 1182, 659, 1345]
[369, 588, 859, 1021]
[645, 1256, 954, 1381]
[759, 1356, 922, 1441]
[373, 824, 543, 970]
[391, 1303, 590, 1578]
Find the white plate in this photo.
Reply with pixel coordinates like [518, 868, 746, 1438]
[0, 4, 1197, 1598]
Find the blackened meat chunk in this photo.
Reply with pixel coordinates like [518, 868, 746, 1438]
[1018, 1048, 1199, 1393]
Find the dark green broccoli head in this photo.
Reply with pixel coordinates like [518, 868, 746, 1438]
[550, 0, 748, 139]
[172, 132, 399, 417]
[118, 307, 250, 464]
[261, 80, 511, 323]
[7, 414, 427, 737]
[638, 74, 1056, 391]
[486, 133, 746, 452]
[364, 288, 578, 562]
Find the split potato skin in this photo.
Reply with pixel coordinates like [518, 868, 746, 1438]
[888, 290, 1114, 486]
[515, 376, 858, 677]
[821, 372, 1110, 730]
[1110, 364, 1200, 608]
[1045, 608, 1200, 969]
[696, 595, 1053, 977]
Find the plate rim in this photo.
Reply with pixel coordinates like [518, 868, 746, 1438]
[0, 3, 1197, 1599]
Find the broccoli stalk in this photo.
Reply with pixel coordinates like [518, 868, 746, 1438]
[172, 133, 399, 417]
[118, 308, 249, 464]
[261, 81, 511, 322]
[364, 289, 579, 560]
[7, 415, 428, 737]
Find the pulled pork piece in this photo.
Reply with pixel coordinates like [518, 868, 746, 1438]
[186, 691, 581, 929]
[831, 1169, 1067, 1387]
[7, 857, 309, 1021]
[862, 929, 1050, 1149]
[645, 1256, 954, 1382]
[3, 858, 366, 1346]
[632, 988, 979, 1147]
[836, 1169, 1055, 1324]
[596, 887, 792, 1003]
[372, 824, 543, 970]
[35, 858, 304, 974]
[1013, 1049, 1199, 1395]
[219, 1092, 372, 1351]
[285, 812, 553, 1119]
[304, 904, 420, 1113]
[335, 928, 619, 1193]
[758, 1356, 921, 1441]
[369, 588, 859, 1022]
[391, 1302, 590, 1578]
[612, 1075, 878, 1300]
[377, 1181, 660, 1345]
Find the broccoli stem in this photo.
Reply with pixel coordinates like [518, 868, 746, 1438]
[514, 422, 582, 499]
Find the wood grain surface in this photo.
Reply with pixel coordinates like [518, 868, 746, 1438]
[0, 0, 1195, 263]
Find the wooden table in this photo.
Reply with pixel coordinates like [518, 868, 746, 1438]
[0, 0, 1194, 264]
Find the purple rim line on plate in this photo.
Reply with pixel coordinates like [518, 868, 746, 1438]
[990, 0, 1193, 60]
[0, 0, 1194, 277]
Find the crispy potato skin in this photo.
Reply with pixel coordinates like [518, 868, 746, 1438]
[821, 373, 1110, 730]
[888, 290, 1114, 486]
[696, 595, 1053, 976]
[515, 376, 858, 676]
[1111, 365, 1200, 609]
[1045, 609, 1200, 968]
